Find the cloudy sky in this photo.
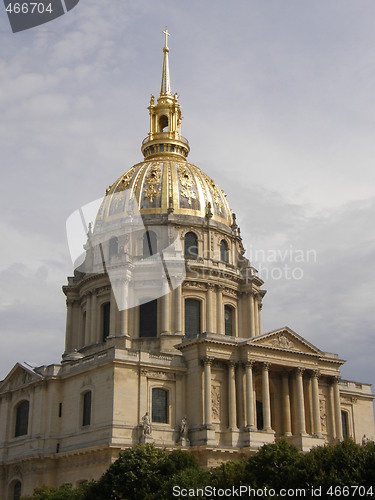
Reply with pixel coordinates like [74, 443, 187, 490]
[0, 1, 374, 393]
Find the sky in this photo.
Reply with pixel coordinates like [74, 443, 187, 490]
[0, 0, 374, 394]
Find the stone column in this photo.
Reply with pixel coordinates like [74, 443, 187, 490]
[254, 295, 259, 337]
[333, 376, 343, 440]
[311, 371, 322, 437]
[228, 362, 237, 429]
[120, 280, 129, 335]
[328, 381, 336, 439]
[90, 291, 97, 344]
[216, 286, 223, 334]
[203, 358, 213, 428]
[248, 293, 255, 338]
[258, 301, 262, 335]
[245, 361, 255, 429]
[65, 299, 74, 353]
[262, 362, 272, 431]
[281, 371, 292, 436]
[295, 368, 306, 434]
[174, 285, 182, 333]
[161, 292, 171, 334]
[85, 293, 92, 346]
[206, 284, 214, 333]
[110, 287, 117, 336]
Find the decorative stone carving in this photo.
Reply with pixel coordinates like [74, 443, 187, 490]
[268, 333, 295, 349]
[201, 356, 214, 366]
[320, 398, 327, 433]
[211, 385, 221, 422]
[141, 370, 175, 381]
[6, 369, 34, 392]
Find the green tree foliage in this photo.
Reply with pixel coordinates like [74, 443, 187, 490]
[210, 460, 246, 490]
[22, 482, 90, 500]
[243, 439, 306, 489]
[25, 439, 375, 499]
[83, 444, 202, 500]
[301, 439, 369, 488]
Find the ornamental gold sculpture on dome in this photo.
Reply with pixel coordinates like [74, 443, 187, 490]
[115, 166, 137, 193]
[177, 164, 197, 206]
[143, 163, 162, 203]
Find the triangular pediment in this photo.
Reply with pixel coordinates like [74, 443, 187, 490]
[0, 362, 43, 393]
[248, 327, 322, 355]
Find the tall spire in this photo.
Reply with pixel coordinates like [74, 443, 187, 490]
[161, 27, 171, 96]
[141, 29, 190, 160]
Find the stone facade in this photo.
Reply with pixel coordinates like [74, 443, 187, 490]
[0, 35, 374, 499]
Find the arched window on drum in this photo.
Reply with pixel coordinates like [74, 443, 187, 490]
[220, 239, 229, 263]
[184, 231, 198, 259]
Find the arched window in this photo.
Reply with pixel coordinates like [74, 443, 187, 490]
[102, 302, 111, 341]
[341, 410, 349, 439]
[109, 237, 118, 261]
[13, 481, 22, 500]
[82, 391, 92, 427]
[224, 305, 234, 336]
[185, 299, 201, 338]
[184, 232, 198, 259]
[152, 388, 168, 423]
[143, 231, 157, 257]
[15, 400, 29, 437]
[140, 299, 157, 338]
[220, 239, 229, 263]
[256, 400, 263, 430]
[159, 115, 168, 132]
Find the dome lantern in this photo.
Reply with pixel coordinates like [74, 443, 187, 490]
[141, 28, 190, 160]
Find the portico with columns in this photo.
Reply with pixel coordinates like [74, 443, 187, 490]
[177, 326, 349, 453]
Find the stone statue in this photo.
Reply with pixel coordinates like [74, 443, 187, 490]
[177, 416, 190, 447]
[142, 412, 152, 435]
[180, 416, 188, 439]
[140, 412, 153, 443]
[362, 434, 368, 445]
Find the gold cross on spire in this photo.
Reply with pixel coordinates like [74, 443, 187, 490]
[163, 27, 170, 48]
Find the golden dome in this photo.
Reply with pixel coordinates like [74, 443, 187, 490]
[97, 159, 232, 227]
[95, 30, 233, 230]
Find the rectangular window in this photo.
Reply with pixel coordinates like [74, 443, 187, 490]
[82, 391, 92, 427]
[15, 401, 29, 437]
[341, 411, 349, 439]
[58, 402, 62, 418]
[224, 305, 233, 336]
[185, 299, 201, 338]
[152, 388, 168, 423]
[140, 299, 157, 337]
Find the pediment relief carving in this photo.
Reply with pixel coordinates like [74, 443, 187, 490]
[0, 366, 40, 393]
[251, 329, 321, 355]
[265, 333, 296, 350]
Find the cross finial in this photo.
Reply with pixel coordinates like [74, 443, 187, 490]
[163, 27, 170, 48]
